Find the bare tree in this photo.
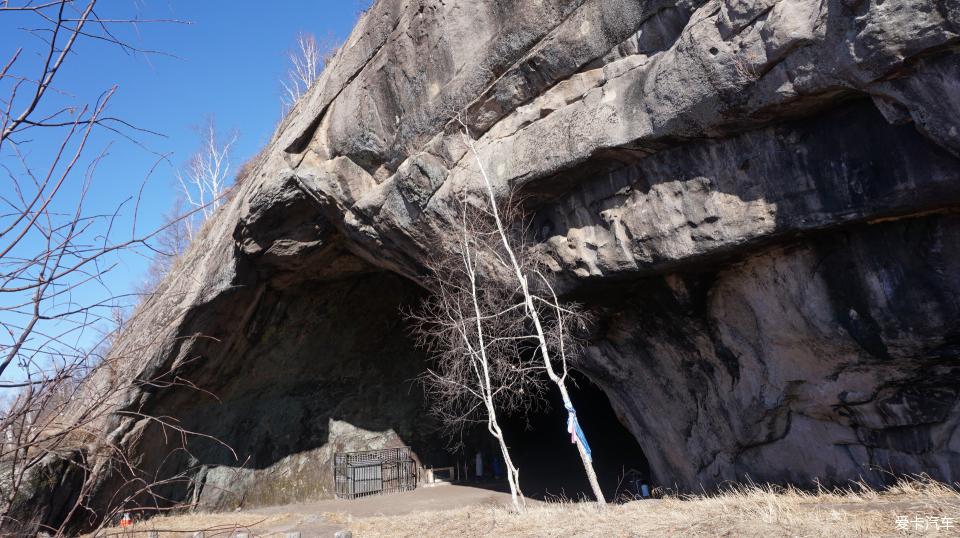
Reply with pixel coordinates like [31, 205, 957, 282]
[0, 328, 236, 536]
[137, 198, 192, 295]
[280, 32, 335, 111]
[176, 118, 238, 240]
[0, 2, 234, 533]
[454, 117, 608, 503]
[409, 196, 547, 512]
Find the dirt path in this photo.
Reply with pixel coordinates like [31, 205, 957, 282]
[240, 484, 529, 536]
[252, 483, 525, 518]
[94, 484, 534, 537]
[95, 480, 960, 537]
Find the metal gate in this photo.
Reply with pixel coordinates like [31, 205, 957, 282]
[334, 447, 417, 499]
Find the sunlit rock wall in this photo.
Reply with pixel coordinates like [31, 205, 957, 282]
[28, 0, 960, 527]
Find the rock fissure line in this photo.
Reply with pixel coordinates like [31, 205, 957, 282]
[19, 1, 960, 530]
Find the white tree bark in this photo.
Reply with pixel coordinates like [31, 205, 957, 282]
[409, 189, 537, 513]
[461, 213, 526, 512]
[281, 32, 325, 111]
[462, 122, 608, 504]
[176, 119, 237, 239]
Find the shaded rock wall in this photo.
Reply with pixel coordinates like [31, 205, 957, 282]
[25, 0, 960, 527]
[154, 274, 434, 510]
[582, 213, 960, 489]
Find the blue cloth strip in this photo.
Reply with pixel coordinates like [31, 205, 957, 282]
[573, 416, 592, 463]
[565, 406, 593, 463]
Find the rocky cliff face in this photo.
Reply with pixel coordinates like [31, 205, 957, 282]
[32, 0, 960, 525]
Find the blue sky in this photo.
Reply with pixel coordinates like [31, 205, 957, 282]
[0, 1, 371, 381]
[2, 0, 370, 282]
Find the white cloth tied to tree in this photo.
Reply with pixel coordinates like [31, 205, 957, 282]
[562, 393, 592, 463]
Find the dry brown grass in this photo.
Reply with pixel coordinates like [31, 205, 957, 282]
[350, 477, 960, 537]
[89, 512, 289, 537]
[91, 477, 960, 537]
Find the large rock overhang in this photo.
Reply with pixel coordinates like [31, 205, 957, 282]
[267, 0, 960, 493]
[32, 0, 960, 528]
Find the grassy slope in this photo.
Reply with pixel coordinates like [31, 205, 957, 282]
[94, 477, 960, 537]
[350, 478, 960, 537]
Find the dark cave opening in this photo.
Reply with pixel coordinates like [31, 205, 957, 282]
[144, 272, 454, 509]
[464, 371, 651, 502]
[153, 269, 652, 508]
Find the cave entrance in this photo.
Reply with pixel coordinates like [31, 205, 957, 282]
[163, 272, 452, 508]
[493, 371, 650, 501]
[168, 269, 648, 508]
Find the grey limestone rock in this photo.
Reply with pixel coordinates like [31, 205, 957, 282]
[16, 0, 960, 531]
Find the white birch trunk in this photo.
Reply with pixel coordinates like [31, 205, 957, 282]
[464, 216, 527, 512]
[464, 128, 607, 504]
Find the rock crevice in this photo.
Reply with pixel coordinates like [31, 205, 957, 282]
[24, 0, 960, 528]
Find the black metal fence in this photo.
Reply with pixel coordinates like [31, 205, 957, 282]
[334, 447, 418, 499]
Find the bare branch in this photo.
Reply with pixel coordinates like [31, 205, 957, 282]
[0, 3, 235, 533]
[280, 32, 336, 112]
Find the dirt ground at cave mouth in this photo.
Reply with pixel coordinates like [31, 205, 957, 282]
[99, 483, 536, 537]
[247, 483, 531, 535]
[94, 478, 960, 537]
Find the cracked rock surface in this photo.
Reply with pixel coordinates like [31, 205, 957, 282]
[21, 0, 960, 528]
